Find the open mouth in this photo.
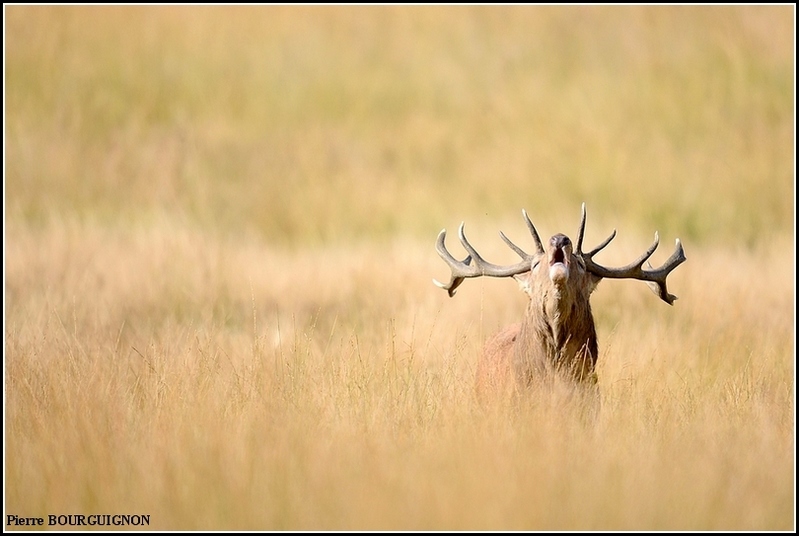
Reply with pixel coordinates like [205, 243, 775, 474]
[550, 247, 566, 266]
[548, 246, 570, 283]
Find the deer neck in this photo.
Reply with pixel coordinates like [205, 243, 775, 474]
[515, 282, 596, 378]
[513, 285, 597, 384]
[541, 284, 581, 346]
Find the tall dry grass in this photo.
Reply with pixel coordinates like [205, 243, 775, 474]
[5, 5, 795, 531]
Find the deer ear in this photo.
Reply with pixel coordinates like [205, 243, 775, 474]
[585, 272, 602, 294]
[514, 273, 533, 296]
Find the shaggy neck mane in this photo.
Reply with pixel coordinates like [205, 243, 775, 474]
[514, 277, 598, 382]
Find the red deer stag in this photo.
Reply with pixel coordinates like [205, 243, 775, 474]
[434, 204, 686, 395]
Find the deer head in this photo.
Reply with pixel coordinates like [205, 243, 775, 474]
[434, 204, 686, 387]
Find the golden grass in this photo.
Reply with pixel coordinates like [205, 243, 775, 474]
[4, 5, 795, 531]
[5, 219, 794, 530]
[5, 5, 794, 244]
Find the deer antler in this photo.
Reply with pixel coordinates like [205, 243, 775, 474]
[433, 210, 545, 297]
[574, 203, 687, 305]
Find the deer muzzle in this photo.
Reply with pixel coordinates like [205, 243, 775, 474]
[548, 234, 572, 284]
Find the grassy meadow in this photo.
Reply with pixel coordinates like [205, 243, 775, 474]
[4, 5, 795, 530]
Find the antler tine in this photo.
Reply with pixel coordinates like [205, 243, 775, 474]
[575, 202, 587, 255]
[433, 228, 473, 297]
[499, 231, 530, 260]
[581, 230, 687, 305]
[617, 232, 661, 272]
[457, 222, 487, 265]
[575, 202, 617, 258]
[433, 213, 545, 297]
[498, 209, 545, 259]
[585, 229, 617, 257]
[644, 238, 686, 304]
[521, 209, 545, 255]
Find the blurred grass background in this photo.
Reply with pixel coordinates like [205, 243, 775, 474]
[4, 5, 795, 531]
[6, 5, 793, 245]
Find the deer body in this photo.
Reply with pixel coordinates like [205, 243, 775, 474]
[435, 205, 686, 394]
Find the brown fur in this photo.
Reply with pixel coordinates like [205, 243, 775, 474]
[475, 323, 520, 400]
[475, 234, 601, 398]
